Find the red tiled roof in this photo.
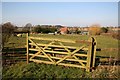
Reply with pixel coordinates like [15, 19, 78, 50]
[60, 27, 68, 32]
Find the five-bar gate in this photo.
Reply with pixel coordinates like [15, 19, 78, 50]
[26, 33, 97, 72]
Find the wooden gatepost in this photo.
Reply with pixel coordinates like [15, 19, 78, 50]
[26, 33, 97, 72]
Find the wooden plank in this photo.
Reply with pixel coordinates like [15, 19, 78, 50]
[29, 43, 89, 50]
[56, 45, 85, 64]
[28, 38, 55, 64]
[30, 41, 55, 60]
[99, 58, 109, 62]
[58, 42, 72, 53]
[27, 36, 97, 72]
[29, 48, 88, 57]
[86, 37, 93, 72]
[29, 37, 76, 43]
[29, 51, 41, 60]
[29, 53, 87, 63]
[92, 37, 97, 67]
[30, 58, 54, 64]
[56, 54, 69, 64]
[30, 59, 86, 69]
[58, 42, 86, 66]
[73, 55, 85, 67]
[75, 40, 91, 44]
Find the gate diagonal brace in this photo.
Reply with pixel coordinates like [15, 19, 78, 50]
[28, 38, 55, 64]
[58, 42, 85, 66]
[30, 51, 41, 60]
[30, 40, 55, 60]
[56, 45, 86, 65]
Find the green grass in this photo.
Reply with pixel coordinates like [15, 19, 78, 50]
[3, 34, 120, 78]
[95, 35, 118, 48]
[4, 35, 26, 48]
[6, 34, 118, 48]
[30, 34, 118, 49]
[3, 62, 89, 78]
[3, 62, 120, 78]
[4, 34, 119, 57]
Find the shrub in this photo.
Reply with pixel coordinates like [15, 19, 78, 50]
[2, 22, 16, 47]
[89, 24, 101, 35]
[3, 62, 120, 78]
[101, 27, 108, 33]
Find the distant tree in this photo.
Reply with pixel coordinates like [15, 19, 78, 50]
[55, 25, 63, 29]
[2, 22, 16, 47]
[101, 27, 108, 33]
[33, 25, 42, 33]
[49, 27, 57, 33]
[22, 23, 32, 32]
[76, 30, 81, 34]
[74, 27, 78, 34]
[89, 24, 101, 35]
[33, 25, 57, 33]
[74, 27, 81, 34]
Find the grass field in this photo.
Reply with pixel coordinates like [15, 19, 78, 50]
[3, 34, 120, 78]
[3, 62, 120, 78]
[5, 34, 119, 58]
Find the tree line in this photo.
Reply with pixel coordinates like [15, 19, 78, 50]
[1, 22, 120, 48]
[32, 25, 57, 33]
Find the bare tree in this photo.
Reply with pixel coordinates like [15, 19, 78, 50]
[2, 22, 16, 47]
[22, 23, 32, 32]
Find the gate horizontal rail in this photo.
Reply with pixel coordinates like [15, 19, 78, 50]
[26, 33, 97, 72]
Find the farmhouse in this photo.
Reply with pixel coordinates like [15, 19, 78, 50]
[67, 27, 89, 35]
[59, 27, 68, 34]
[110, 27, 120, 32]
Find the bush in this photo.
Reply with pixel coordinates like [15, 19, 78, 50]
[3, 62, 120, 79]
[2, 22, 16, 47]
[101, 27, 108, 33]
[2, 62, 88, 78]
[89, 24, 101, 35]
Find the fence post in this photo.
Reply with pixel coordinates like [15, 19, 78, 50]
[26, 33, 29, 64]
[86, 37, 92, 72]
[86, 37, 97, 72]
[92, 37, 97, 68]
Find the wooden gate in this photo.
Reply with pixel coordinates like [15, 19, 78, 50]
[26, 33, 97, 72]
